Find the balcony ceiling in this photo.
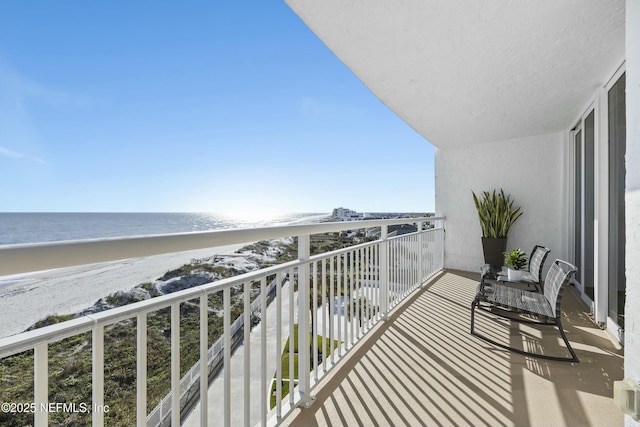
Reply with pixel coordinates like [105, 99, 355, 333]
[286, 0, 625, 147]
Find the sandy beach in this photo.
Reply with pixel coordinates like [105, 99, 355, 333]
[0, 214, 330, 339]
[0, 244, 246, 338]
[0, 252, 361, 339]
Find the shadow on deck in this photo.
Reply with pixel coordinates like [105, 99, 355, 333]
[282, 270, 624, 427]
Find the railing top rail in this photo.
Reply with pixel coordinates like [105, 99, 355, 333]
[0, 222, 446, 358]
[0, 216, 443, 276]
[306, 224, 443, 262]
[0, 257, 298, 358]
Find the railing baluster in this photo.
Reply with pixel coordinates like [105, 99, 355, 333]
[418, 225, 424, 284]
[391, 239, 396, 308]
[400, 238, 404, 295]
[288, 267, 294, 407]
[369, 245, 377, 328]
[344, 252, 349, 350]
[329, 256, 335, 365]
[355, 248, 360, 337]
[276, 271, 283, 419]
[244, 281, 251, 427]
[351, 250, 355, 341]
[365, 246, 369, 332]
[417, 232, 421, 284]
[336, 255, 342, 357]
[368, 245, 373, 327]
[400, 239, 403, 297]
[408, 236, 412, 291]
[34, 343, 48, 427]
[321, 258, 327, 373]
[297, 235, 311, 407]
[408, 235, 412, 289]
[411, 234, 415, 288]
[361, 247, 364, 334]
[199, 294, 208, 427]
[396, 239, 407, 298]
[171, 303, 180, 427]
[373, 243, 378, 321]
[92, 325, 105, 427]
[440, 226, 445, 270]
[392, 239, 396, 305]
[312, 260, 318, 383]
[349, 251, 353, 347]
[380, 225, 389, 319]
[405, 238, 408, 293]
[137, 313, 147, 427]
[360, 247, 365, 332]
[354, 249, 357, 338]
[223, 287, 231, 427]
[412, 234, 416, 287]
[398, 239, 402, 298]
[356, 248, 361, 339]
[397, 240, 401, 298]
[410, 234, 414, 288]
[393, 239, 397, 301]
[260, 277, 267, 427]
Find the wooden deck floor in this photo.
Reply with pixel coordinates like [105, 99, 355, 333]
[281, 270, 624, 427]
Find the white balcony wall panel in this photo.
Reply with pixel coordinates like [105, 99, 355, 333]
[626, 2, 640, 426]
[435, 132, 564, 272]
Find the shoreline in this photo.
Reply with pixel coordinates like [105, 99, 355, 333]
[0, 215, 330, 339]
[0, 244, 246, 338]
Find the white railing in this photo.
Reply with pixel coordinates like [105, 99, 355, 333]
[146, 276, 279, 427]
[0, 217, 444, 427]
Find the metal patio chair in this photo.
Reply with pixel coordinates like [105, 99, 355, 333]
[471, 259, 579, 363]
[519, 244, 551, 291]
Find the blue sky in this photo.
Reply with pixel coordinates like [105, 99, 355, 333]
[0, 1, 435, 215]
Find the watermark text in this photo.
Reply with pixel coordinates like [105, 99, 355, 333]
[1, 402, 109, 414]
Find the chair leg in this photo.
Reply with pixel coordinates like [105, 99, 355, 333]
[470, 294, 481, 334]
[470, 308, 579, 363]
[557, 317, 579, 363]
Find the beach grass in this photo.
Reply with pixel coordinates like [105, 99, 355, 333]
[0, 292, 246, 427]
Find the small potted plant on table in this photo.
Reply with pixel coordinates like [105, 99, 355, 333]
[504, 248, 528, 281]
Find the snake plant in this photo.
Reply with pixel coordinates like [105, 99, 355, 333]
[472, 189, 523, 238]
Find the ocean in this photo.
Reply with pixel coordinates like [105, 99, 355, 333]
[0, 212, 328, 336]
[0, 212, 328, 246]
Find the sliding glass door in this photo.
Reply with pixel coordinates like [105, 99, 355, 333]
[574, 110, 595, 300]
[608, 72, 626, 329]
[572, 71, 626, 334]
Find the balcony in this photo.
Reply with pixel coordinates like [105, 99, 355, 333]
[0, 218, 623, 427]
[281, 270, 624, 427]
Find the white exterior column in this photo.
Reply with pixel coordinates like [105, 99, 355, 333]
[625, 1, 640, 426]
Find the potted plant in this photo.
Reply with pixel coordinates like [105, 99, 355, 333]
[472, 189, 523, 266]
[504, 248, 528, 281]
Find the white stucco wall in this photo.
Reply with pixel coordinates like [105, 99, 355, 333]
[435, 132, 565, 273]
[625, 1, 640, 426]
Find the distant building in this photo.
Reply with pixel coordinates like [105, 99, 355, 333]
[332, 207, 360, 221]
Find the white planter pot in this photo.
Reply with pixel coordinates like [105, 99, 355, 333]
[507, 268, 522, 281]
